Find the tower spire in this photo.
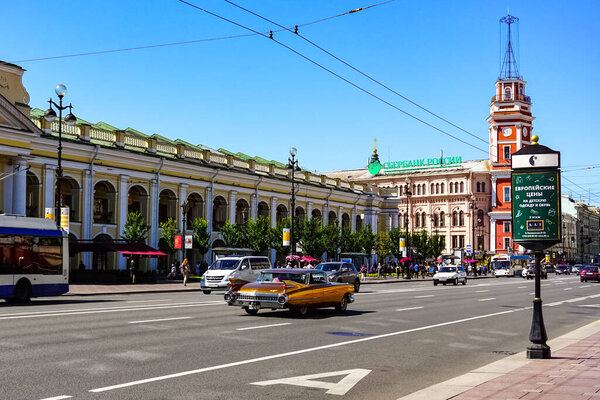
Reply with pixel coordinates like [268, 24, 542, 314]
[499, 13, 521, 80]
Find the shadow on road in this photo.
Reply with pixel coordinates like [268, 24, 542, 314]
[0, 298, 119, 308]
[237, 308, 376, 320]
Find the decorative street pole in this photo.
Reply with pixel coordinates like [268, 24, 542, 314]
[511, 135, 561, 359]
[469, 196, 478, 276]
[44, 84, 77, 228]
[287, 147, 300, 257]
[404, 178, 412, 279]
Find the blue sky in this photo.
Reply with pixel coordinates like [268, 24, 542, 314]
[5, 1, 599, 203]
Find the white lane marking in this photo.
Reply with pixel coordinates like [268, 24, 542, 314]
[125, 299, 172, 303]
[529, 292, 535, 295]
[39, 396, 72, 400]
[0, 301, 222, 320]
[518, 286, 526, 289]
[251, 368, 371, 395]
[564, 288, 573, 291]
[395, 307, 424, 312]
[129, 317, 192, 324]
[578, 304, 600, 308]
[89, 306, 531, 393]
[414, 295, 434, 298]
[475, 290, 489, 293]
[236, 323, 292, 331]
[479, 298, 496, 302]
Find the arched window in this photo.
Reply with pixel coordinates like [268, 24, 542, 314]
[431, 183, 435, 194]
[440, 211, 445, 227]
[94, 181, 117, 224]
[341, 213, 350, 229]
[504, 86, 512, 100]
[57, 177, 81, 222]
[481, 182, 486, 192]
[422, 184, 426, 195]
[26, 171, 41, 218]
[421, 213, 427, 227]
[477, 182, 481, 192]
[295, 206, 306, 224]
[398, 213, 403, 228]
[128, 185, 148, 222]
[415, 212, 420, 227]
[435, 183, 440, 194]
[399, 185, 403, 196]
[450, 183, 454, 194]
[328, 211, 337, 225]
[212, 196, 227, 231]
[477, 209, 484, 226]
[356, 214, 363, 230]
[412, 184, 416, 195]
[235, 199, 250, 225]
[158, 189, 177, 224]
[311, 208, 322, 220]
[453, 211, 458, 227]
[186, 193, 204, 228]
[459, 211, 465, 226]
[441, 183, 445, 194]
[459, 182, 464, 193]
[257, 201, 270, 219]
[276, 204, 288, 222]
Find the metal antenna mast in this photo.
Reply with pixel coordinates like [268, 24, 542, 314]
[499, 14, 521, 80]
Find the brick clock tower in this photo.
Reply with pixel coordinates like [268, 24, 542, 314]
[488, 14, 534, 255]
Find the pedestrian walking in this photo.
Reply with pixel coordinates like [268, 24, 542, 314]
[167, 263, 177, 279]
[376, 262, 382, 278]
[360, 265, 367, 281]
[129, 258, 137, 284]
[180, 258, 191, 286]
[396, 264, 401, 279]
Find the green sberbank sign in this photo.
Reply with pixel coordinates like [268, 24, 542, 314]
[369, 155, 462, 175]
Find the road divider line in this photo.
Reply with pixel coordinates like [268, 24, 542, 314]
[564, 288, 573, 291]
[475, 290, 489, 293]
[129, 317, 192, 324]
[89, 306, 532, 393]
[125, 299, 172, 303]
[414, 295, 434, 298]
[396, 307, 424, 312]
[39, 396, 72, 400]
[479, 298, 496, 302]
[518, 286, 526, 289]
[237, 322, 292, 331]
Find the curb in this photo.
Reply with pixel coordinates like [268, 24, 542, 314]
[396, 319, 600, 400]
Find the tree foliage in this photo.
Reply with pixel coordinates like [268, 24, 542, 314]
[220, 221, 245, 248]
[376, 231, 392, 261]
[159, 218, 179, 254]
[297, 216, 325, 258]
[270, 217, 291, 255]
[122, 211, 149, 243]
[245, 216, 271, 253]
[358, 225, 377, 263]
[322, 223, 341, 260]
[190, 217, 211, 256]
[340, 227, 362, 253]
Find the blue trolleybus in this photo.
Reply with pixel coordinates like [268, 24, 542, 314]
[0, 215, 69, 302]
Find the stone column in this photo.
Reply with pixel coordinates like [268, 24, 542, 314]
[149, 179, 159, 270]
[118, 175, 130, 270]
[307, 202, 313, 219]
[323, 203, 329, 225]
[82, 169, 93, 269]
[12, 158, 27, 216]
[392, 211, 399, 229]
[491, 176, 497, 208]
[489, 216, 497, 253]
[228, 190, 237, 223]
[251, 193, 258, 220]
[3, 161, 14, 214]
[270, 197, 278, 263]
[179, 183, 188, 233]
[338, 206, 343, 227]
[205, 186, 214, 265]
[351, 208, 357, 232]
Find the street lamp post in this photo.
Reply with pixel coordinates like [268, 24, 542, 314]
[287, 147, 300, 257]
[44, 84, 77, 228]
[404, 178, 412, 279]
[469, 196, 477, 276]
[181, 201, 191, 262]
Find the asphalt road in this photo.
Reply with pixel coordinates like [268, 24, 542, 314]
[1, 275, 598, 400]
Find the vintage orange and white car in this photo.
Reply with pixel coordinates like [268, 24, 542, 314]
[224, 268, 355, 316]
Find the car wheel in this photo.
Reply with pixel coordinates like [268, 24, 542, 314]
[202, 290, 211, 295]
[292, 306, 309, 316]
[14, 279, 31, 303]
[443, 283, 447, 286]
[433, 281, 438, 286]
[353, 280, 360, 293]
[243, 307, 258, 315]
[335, 295, 349, 313]
[462, 278, 467, 285]
[453, 278, 458, 285]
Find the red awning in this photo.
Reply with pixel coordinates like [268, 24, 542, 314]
[119, 250, 166, 256]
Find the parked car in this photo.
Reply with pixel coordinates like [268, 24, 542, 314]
[200, 256, 271, 294]
[580, 266, 600, 282]
[315, 262, 361, 292]
[433, 266, 467, 286]
[225, 268, 355, 315]
[572, 264, 584, 274]
[522, 265, 548, 280]
[555, 265, 571, 275]
[544, 264, 556, 273]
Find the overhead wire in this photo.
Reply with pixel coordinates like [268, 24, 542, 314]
[175, 0, 490, 155]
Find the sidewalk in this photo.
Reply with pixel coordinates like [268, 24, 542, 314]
[399, 320, 600, 400]
[66, 275, 495, 296]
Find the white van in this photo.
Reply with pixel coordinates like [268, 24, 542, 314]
[200, 256, 271, 294]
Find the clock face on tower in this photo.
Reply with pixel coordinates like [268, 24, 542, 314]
[523, 127, 528, 138]
[502, 127, 512, 137]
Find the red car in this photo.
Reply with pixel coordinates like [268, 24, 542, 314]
[580, 266, 600, 282]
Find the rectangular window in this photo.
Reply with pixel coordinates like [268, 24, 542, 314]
[503, 221, 511, 233]
[503, 186, 511, 203]
[503, 146, 511, 160]
[459, 235, 465, 248]
[504, 237, 511, 249]
[452, 235, 458, 248]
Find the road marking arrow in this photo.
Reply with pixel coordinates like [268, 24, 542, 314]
[251, 368, 371, 395]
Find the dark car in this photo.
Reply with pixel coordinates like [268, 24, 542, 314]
[580, 266, 600, 282]
[523, 265, 547, 280]
[316, 262, 360, 292]
[544, 264, 555, 273]
[556, 265, 570, 275]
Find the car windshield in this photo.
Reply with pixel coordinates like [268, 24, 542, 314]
[316, 263, 341, 272]
[493, 261, 510, 269]
[257, 272, 309, 285]
[208, 259, 240, 270]
[439, 267, 457, 273]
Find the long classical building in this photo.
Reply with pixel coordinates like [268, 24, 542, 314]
[0, 61, 384, 273]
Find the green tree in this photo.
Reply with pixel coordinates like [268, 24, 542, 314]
[375, 231, 392, 262]
[270, 217, 291, 255]
[322, 223, 341, 260]
[220, 221, 245, 248]
[121, 211, 149, 243]
[298, 216, 325, 257]
[245, 216, 271, 253]
[159, 218, 179, 254]
[190, 217, 211, 256]
[388, 227, 403, 259]
[340, 227, 362, 253]
[426, 234, 445, 262]
[358, 225, 377, 265]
